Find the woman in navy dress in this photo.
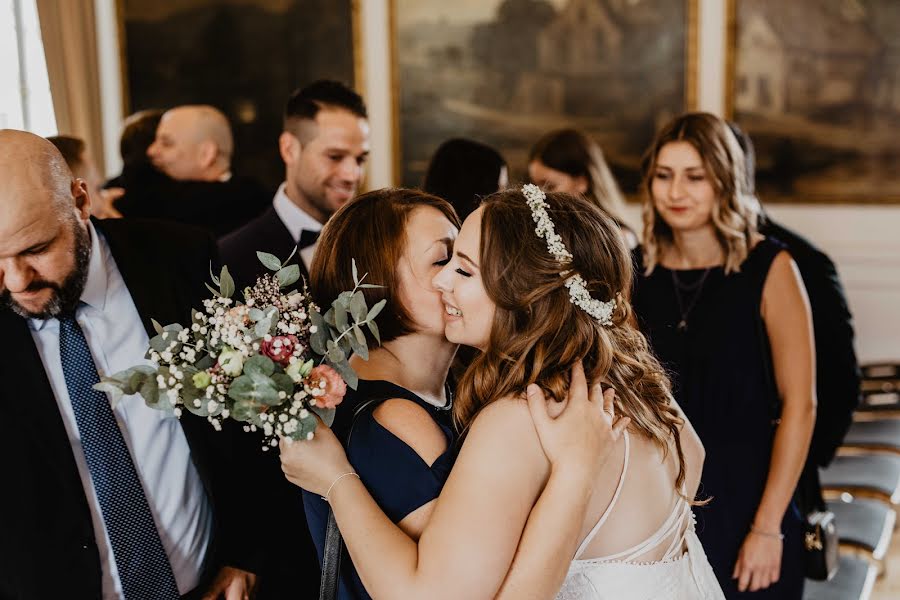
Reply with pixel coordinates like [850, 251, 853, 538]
[300, 188, 627, 599]
[631, 113, 815, 598]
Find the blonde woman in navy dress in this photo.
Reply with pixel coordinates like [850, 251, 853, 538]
[632, 113, 815, 598]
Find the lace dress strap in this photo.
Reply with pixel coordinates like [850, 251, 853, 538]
[574, 431, 630, 559]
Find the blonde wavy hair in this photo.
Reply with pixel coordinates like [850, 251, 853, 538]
[640, 112, 758, 275]
[455, 190, 691, 495]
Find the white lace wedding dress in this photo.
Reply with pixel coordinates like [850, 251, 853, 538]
[556, 433, 725, 600]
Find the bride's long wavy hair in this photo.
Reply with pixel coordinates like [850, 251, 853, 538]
[455, 190, 690, 493]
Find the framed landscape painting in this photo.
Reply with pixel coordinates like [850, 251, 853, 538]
[729, 0, 900, 203]
[392, 0, 698, 193]
[119, 0, 359, 190]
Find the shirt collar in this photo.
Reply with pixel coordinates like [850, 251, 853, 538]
[28, 220, 108, 331]
[272, 182, 323, 244]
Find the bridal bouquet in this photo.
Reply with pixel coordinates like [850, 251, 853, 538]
[95, 251, 384, 448]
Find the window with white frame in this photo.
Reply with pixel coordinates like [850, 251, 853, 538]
[0, 0, 56, 134]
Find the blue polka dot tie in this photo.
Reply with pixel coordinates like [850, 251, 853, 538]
[59, 313, 181, 600]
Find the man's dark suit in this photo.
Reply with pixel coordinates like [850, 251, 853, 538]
[116, 171, 271, 239]
[0, 218, 260, 598]
[218, 206, 321, 599]
[218, 205, 311, 292]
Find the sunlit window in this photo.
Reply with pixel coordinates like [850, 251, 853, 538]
[0, 0, 56, 134]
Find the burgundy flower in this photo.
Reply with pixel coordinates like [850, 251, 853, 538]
[259, 335, 299, 367]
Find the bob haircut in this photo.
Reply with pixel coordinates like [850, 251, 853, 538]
[310, 188, 460, 346]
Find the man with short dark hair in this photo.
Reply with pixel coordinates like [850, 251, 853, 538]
[220, 80, 370, 291]
[0, 129, 259, 599]
[218, 80, 369, 600]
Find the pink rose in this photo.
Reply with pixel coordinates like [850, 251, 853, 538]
[260, 335, 299, 367]
[308, 365, 347, 409]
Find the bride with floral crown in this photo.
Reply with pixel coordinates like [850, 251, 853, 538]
[280, 185, 724, 599]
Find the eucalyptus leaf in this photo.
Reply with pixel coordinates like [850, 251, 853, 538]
[228, 372, 280, 406]
[367, 299, 386, 322]
[323, 308, 336, 328]
[219, 266, 235, 299]
[328, 357, 358, 390]
[310, 405, 337, 428]
[195, 355, 215, 371]
[93, 380, 126, 407]
[309, 312, 328, 355]
[290, 412, 318, 441]
[243, 354, 276, 377]
[276, 264, 300, 288]
[334, 304, 349, 333]
[352, 259, 359, 286]
[204, 282, 221, 297]
[209, 262, 220, 285]
[326, 344, 345, 365]
[257, 251, 283, 271]
[348, 326, 368, 360]
[350, 291, 367, 322]
[367, 320, 381, 344]
[337, 333, 352, 355]
[254, 318, 273, 338]
[283, 245, 298, 266]
[335, 291, 354, 309]
[248, 308, 266, 322]
[151, 319, 164, 335]
[270, 372, 295, 395]
[359, 284, 382, 289]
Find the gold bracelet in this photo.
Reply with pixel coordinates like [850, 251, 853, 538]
[750, 527, 784, 541]
[322, 472, 360, 502]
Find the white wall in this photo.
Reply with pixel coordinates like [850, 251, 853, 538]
[99, 0, 900, 362]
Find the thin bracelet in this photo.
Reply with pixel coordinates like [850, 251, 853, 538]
[750, 527, 784, 540]
[322, 472, 360, 502]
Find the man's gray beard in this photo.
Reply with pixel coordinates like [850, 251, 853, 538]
[1, 221, 92, 320]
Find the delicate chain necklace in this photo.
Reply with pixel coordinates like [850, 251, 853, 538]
[670, 268, 712, 333]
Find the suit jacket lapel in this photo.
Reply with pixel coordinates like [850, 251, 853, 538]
[0, 310, 87, 499]
[94, 218, 182, 336]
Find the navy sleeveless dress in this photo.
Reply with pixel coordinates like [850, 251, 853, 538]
[303, 379, 457, 600]
[632, 238, 804, 598]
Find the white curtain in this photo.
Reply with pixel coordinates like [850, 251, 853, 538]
[35, 0, 106, 173]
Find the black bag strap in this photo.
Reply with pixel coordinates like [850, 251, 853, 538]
[318, 396, 389, 600]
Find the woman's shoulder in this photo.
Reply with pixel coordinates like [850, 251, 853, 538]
[467, 395, 542, 454]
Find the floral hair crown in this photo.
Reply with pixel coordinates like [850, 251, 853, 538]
[521, 184, 616, 327]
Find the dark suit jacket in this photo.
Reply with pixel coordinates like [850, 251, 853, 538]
[116, 170, 271, 239]
[218, 204, 310, 293]
[760, 218, 861, 468]
[0, 218, 261, 599]
[218, 206, 321, 599]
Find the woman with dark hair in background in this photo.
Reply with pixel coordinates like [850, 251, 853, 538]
[632, 112, 814, 598]
[423, 138, 508, 220]
[528, 128, 638, 248]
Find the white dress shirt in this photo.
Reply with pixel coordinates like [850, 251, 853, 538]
[272, 182, 323, 272]
[27, 222, 212, 599]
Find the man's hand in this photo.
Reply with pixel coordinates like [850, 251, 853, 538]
[201, 566, 257, 600]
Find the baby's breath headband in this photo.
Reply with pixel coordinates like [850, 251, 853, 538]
[521, 184, 616, 327]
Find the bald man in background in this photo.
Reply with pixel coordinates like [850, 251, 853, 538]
[116, 104, 269, 237]
[0, 129, 265, 599]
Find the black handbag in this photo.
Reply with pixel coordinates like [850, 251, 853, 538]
[803, 509, 839, 581]
[757, 314, 839, 581]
